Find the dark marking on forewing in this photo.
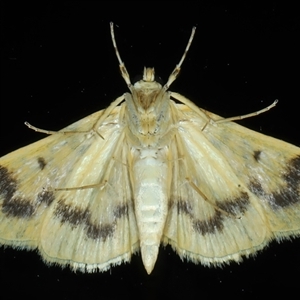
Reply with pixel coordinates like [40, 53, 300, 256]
[2, 197, 35, 218]
[272, 155, 300, 208]
[37, 190, 55, 206]
[54, 200, 129, 241]
[248, 155, 300, 209]
[0, 165, 18, 201]
[0, 166, 34, 217]
[253, 150, 262, 162]
[284, 155, 300, 186]
[0, 165, 54, 218]
[176, 192, 250, 235]
[38, 157, 47, 170]
[248, 179, 265, 196]
[272, 189, 299, 208]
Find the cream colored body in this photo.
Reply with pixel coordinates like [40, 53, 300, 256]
[132, 149, 168, 273]
[124, 75, 174, 273]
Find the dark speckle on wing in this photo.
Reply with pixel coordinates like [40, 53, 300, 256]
[253, 150, 262, 162]
[113, 204, 128, 218]
[37, 157, 47, 170]
[37, 190, 55, 206]
[248, 179, 265, 197]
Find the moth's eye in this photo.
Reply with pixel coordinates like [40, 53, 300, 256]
[133, 74, 143, 83]
[154, 75, 163, 85]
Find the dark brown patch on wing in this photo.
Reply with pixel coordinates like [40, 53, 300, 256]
[177, 200, 193, 216]
[272, 190, 299, 208]
[271, 156, 300, 208]
[217, 192, 250, 215]
[1, 165, 56, 218]
[87, 223, 115, 240]
[113, 204, 128, 218]
[37, 157, 47, 170]
[253, 150, 262, 162]
[0, 166, 35, 217]
[193, 210, 224, 235]
[284, 155, 300, 187]
[54, 199, 128, 241]
[2, 197, 35, 218]
[55, 200, 90, 226]
[248, 179, 265, 196]
[248, 155, 300, 209]
[37, 190, 55, 206]
[249, 156, 300, 209]
[0, 166, 17, 201]
[176, 192, 250, 235]
[272, 156, 300, 207]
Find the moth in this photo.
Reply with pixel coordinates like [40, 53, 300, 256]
[0, 23, 299, 275]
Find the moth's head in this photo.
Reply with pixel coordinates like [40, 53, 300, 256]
[133, 67, 162, 91]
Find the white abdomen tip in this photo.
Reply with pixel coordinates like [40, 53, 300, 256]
[141, 244, 159, 274]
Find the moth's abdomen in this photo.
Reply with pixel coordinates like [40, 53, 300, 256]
[132, 149, 168, 274]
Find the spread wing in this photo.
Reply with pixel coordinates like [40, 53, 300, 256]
[0, 106, 139, 272]
[163, 103, 300, 266]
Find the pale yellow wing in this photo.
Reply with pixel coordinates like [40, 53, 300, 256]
[163, 103, 300, 266]
[0, 106, 139, 272]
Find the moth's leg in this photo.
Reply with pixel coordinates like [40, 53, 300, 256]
[199, 99, 277, 132]
[215, 100, 278, 124]
[25, 122, 63, 135]
[55, 181, 108, 191]
[25, 94, 125, 139]
[171, 92, 278, 129]
[25, 122, 106, 137]
[25, 121, 100, 136]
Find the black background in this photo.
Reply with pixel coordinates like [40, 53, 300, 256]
[1, 2, 299, 299]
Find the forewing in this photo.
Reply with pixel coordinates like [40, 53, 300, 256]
[203, 109, 300, 235]
[0, 106, 139, 272]
[163, 103, 300, 266]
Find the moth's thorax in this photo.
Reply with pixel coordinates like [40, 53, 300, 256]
[125, 68, 171, 147]
[133, 77, 163, 111]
